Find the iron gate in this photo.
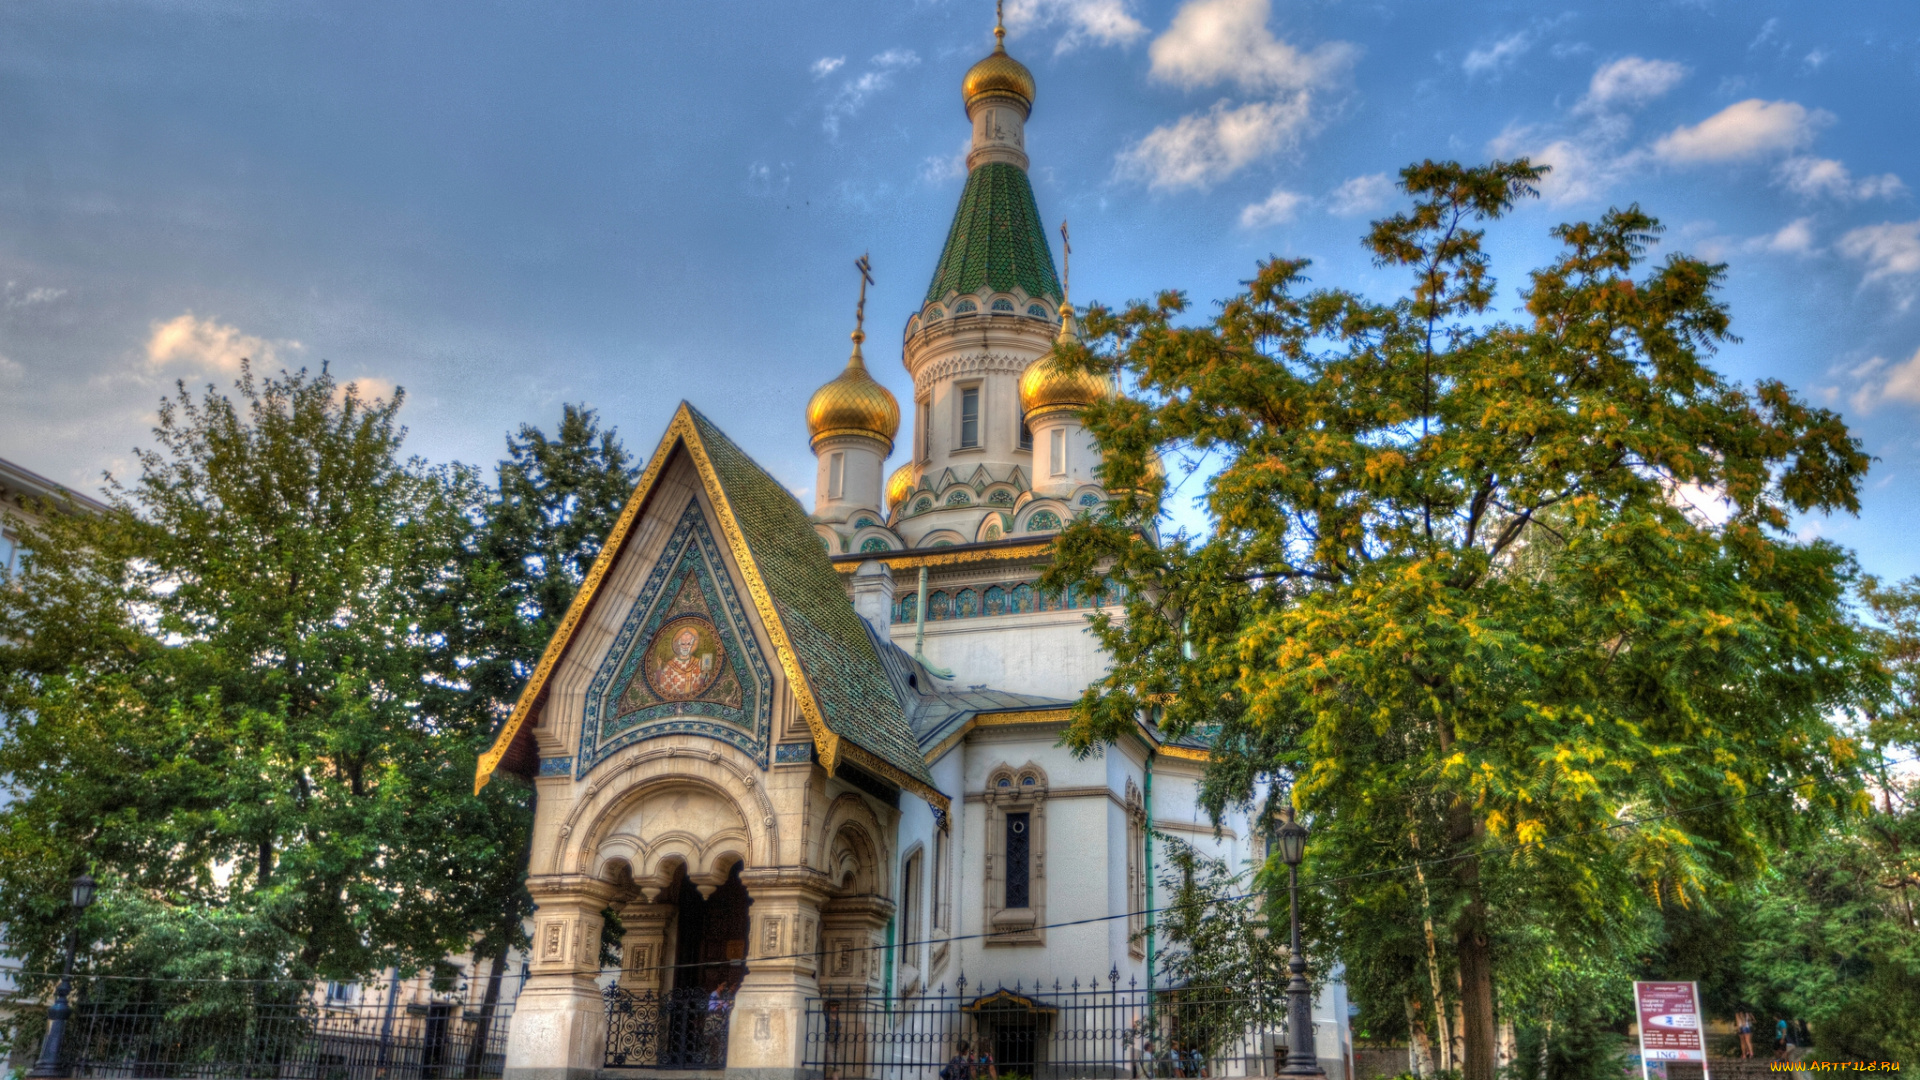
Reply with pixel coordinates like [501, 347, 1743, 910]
[603, 985, 730, 1069]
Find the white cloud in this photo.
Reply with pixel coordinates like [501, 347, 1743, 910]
[1119, 96, 1312, 190]
[1844, 348, 1920, 413]
[145, 312, 296, 374]
[1463, 31, 1532, 76]
[0, 354, 21, 382]
[1006, 0, 1148, 53]
[821, 50, 921, 136]
[4, 283, 67, 309]
[1838, 220, 1920, 281]
[1487, 125, 1626, 205]
[1652, 99, 1829, 164]
[810, 56, 845, 78]
[1749, 217, 1816, 255]
[335, 376, 396, 404]
[1578, 56, 1686, 113]
[1239, 186, 1306, 228]
[1326, 172, 1394, 217]
[1776, 156, 1905, 201]
[1147, 0, 1354, 94]
[920, 138, 971, 185]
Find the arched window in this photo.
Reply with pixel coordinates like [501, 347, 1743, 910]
[954, 299, 978, 313]
[991, 298, 1015, 312]
[1079, 493, 1100, 506]
[988, 489, 1014, 506]
[983, 585, 1007, 615]
[927, 306, 945, 319]
[1027, 304, 1048, 317]
[859, 537, 890, 553]
[854, 516, 877, 528]
[945, 490, 971, 506]
[903, 848, 926, 981]
[984, 523, 1002, 541]
[1025, 509, 1062, 532]
[914, 497, 933, 513]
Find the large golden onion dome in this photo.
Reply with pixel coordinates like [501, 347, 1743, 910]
[962, 24, 1035, 114]
[807, 330, 900, 449]
[886, 460, 921, 512]
[1019, 302, 1107, 420]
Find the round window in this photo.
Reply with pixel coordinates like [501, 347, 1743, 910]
[1010, 819, 1027, 834]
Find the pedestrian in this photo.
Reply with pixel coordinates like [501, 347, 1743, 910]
[1735, 1010, 1754, 1060]
[1773, 1018, 1789, 1062]
[974, 1041, 999, 1080]
[943, 1039, 974, 1080]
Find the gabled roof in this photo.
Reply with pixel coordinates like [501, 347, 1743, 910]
[924, 161, 1062, 306]
[475, 403, 945, 811]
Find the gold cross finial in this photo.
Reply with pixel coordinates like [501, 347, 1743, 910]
[853, 253, 874, 341]
[995, 0, 1006, 47]
[1059, 220, 1071, 305]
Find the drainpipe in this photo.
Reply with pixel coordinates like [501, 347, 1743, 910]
[913, 566, 954, 679]
[883, 913, 896, 1015]
[1144, 753, 1155, 992]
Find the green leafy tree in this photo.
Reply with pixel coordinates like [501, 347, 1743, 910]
[1047, 160, 1880, 1080]
[0, 365, 496, 980]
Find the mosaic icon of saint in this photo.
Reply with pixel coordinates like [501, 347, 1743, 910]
[653, 623, 716, 700]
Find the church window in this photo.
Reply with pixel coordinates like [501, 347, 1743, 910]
[989, 489, 1014, 506]
[946, 490, 971, 506]
[983, 586, 1006, 615]
[903, 848, 925, 978]
[954, 589, 980, 618]
[928, 591, 951, 620]
[896, 594, 918, 624]
[1019, 420, 1032, 451]
[959, 386, 980, 448]
[854, 516, 877, 528]
[991, 298, 1015, 312]
[985, 523, 1002, 541]
[1010, 583, 1034, 612]
[955, 299, 978, 314]
[928, 306, 945, 320]
[860, 537, 890, 553]
[1125, 779, 1147, 958]
[1004, 813, 1031, 908]
[1027, 304, 1048, 317]
[983, 764, 1048, 943]
[828, 452, 845, 500]
[915, 497, 933, 513]
[917, 402, 930, 462]
[1079, 493, 1099, 506]
[1049, 428, 1067, 477]
[1025, 510, 1061, 532]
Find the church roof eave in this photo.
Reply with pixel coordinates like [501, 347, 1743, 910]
[475, 402, 945, 813]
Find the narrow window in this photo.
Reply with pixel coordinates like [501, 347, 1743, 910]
[1005, 812, 1031, 908]
[933, 830, 948, 929]
[828, 452, 845, 500]
[960, 387, 980, 448]
[917, 401, 931, 462]
[0, 531, 14, 577]
[1049, 428, 1067, 477]
[905, 852, 924, 971]
[1019, 420, 1032, 451]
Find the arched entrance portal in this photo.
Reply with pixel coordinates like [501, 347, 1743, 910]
[668, 860, 751, 994]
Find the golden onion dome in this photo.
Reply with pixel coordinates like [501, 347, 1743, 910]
[1019, 302, 1107, 420]
[807, 330, 901, 448]
[886, 461, 920, 512]
[962, 27, 1035, 114]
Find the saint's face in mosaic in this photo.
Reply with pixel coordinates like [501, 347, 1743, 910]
[646, 616, 722, 700]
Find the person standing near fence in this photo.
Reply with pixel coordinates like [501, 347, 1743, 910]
[1735, 1010, 1754, 1059]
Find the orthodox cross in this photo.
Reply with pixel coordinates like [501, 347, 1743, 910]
[853, 253, 874, 336]
[995, 0, 1006, 46]
[1059, 220, 1071, 304]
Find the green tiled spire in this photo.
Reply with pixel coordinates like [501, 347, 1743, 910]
[924, 161, 1063, 305]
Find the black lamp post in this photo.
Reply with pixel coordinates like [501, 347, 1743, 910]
[28, 873, 96, 1079]
[1272, 805, 1324, 1079]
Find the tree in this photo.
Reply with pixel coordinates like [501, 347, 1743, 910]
[426, 403, 640, 1056]
[1046, 160, 1880, 1080]
[0, 365, 497, 980]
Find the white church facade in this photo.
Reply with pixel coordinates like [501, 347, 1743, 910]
[475, 18, 1351, 1080]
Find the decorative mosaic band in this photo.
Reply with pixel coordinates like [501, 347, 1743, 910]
[537, 757, 573, 777]
[774, 742, 815, 765]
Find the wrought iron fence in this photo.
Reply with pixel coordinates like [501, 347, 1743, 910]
[804, 974, 1290, 1080]
[6, 981, 513, 1080]
[603, 985, 730, 1070]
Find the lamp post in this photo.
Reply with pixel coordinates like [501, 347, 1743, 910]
[1272, 805, 1323, 1080]
[28, 873, 96, 1079]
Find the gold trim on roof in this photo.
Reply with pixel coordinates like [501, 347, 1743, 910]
[832, 537, 1055, 573]
[476, 404, 950, 816]
[923, 707, 1073, 764]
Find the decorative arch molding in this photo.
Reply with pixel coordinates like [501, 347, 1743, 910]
[817, 792, 893, 899]
[910, 352, 1035, 394]
[556, 741, 780, 884]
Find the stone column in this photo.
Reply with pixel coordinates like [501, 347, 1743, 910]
[503, 874, 621, 1080]
[617, 900, 676, 993]
[726, 867, 834, 1080]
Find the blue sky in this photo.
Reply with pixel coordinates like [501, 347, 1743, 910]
[1, 0, 1916, 581]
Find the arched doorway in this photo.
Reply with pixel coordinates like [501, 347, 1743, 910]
[669, 860, 751, 994]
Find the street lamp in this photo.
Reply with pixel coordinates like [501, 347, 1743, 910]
[28, 873, 96, 1079]
[1271, 805, 1324, 1080]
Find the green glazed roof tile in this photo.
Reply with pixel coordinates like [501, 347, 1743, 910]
[925, 161, 1062, 306]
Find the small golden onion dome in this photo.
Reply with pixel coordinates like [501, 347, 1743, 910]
[807, 331, 901, 448]
[1019, 303, 1107, 420]
[963, 29, 1035, 114]
[886, 461, 920, 511]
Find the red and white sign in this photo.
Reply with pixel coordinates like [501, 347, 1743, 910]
[1633, 981, 1709, 1080]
